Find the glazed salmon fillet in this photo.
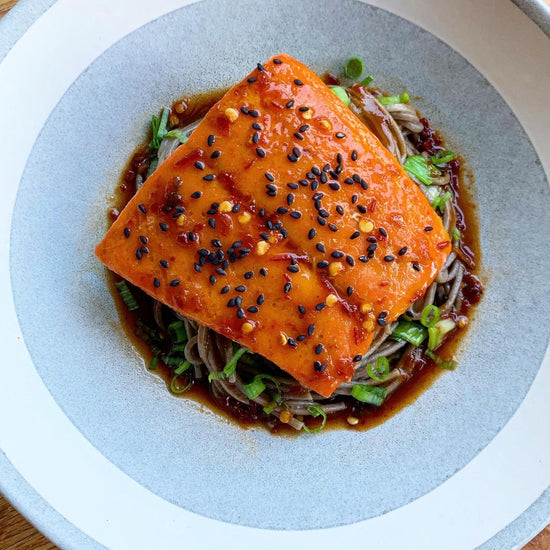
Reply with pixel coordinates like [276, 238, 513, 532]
[96, 53, 451, 397]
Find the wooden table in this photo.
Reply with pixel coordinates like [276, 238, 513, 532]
[1, 0, 550, 548]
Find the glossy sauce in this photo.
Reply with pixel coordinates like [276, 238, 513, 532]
[108, 88, 483, 434]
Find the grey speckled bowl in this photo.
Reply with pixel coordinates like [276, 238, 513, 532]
[1, 1, 549, 549]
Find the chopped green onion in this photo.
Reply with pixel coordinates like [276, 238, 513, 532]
[146, 158, 159, 178]
[174, 360, 192, 376]
[208, 371, 226, 382]
[430, 150, 455, 165]
[378, 92, 410, 105]
[345, 57, 364, 79]
[168, 320, 187, 344]
[149, 108, 170, 150]
[135, 319, 162, 356]
[223, 347, 250, 377]
[432, 191, 452, 213]
[170, 374, 192, 394]
[366, 356, 390, 382]
[427, 319, 457, 350]
[115, 280, 139, 311]
[149, 355, 159, 371]
[351, 385, 387, 406]
[360, 75, 374, 87]
[263, 400, 278, 414]
[243, 373, 280, 400]
[425, 349, 457, 370]
[451, 227, 461, 242]
[161, 354, 187, 367]
[420, 305, 440, 328]
[390, 320, 428, 346]
[403, 155, 440, 185]
[164, 129, 189, 144]
[302, 404, 327, 434]
[331, 86, 350, 106]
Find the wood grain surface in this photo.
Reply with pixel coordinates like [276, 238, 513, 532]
[0, 0, 549, 548]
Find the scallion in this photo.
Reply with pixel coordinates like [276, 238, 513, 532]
[174, 359, 192, 376]
[390, 320, 427, 346]
[243, 373, 280, 400]
[331, 86, 350, 106]
[149, 355, 159, 371]
[149, 108, 170, 150]
[451, 227, 461, 242]
[115, 280, 139, 311]
[302, 404, 327, 434]
[425, 349, 457, 370]
[345, 57, 364, 79]
[420, 305, 440, 328]
[427, 319, 457, 350]
[378, 92, 410, 105]
[403, 155, 440, 186]
[170, 374, 192, 394]
[366, 356, 390, 382]
[223, 346, 250, 377]
[432, 191, 452, 213]
[360, 75, 374, 87]
[208, 371, 226, 382]
[430, 150, 455, 165]
[168, 320, 187, 344]
[164, 128, 189, 144]
[351, 385, 387, 406]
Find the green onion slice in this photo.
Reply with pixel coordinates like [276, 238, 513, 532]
[427, 319, 457, 350]
[345, 57, 364, 79]
[149, 355, 159, 371]
[223, 346, 250, 377]
[174, 360, 192, 376]
[208, 371, 226, 382]
[302, 404, 328, 434]
[168, 320, 187, 344]
[378, 92, 410, 105]
[351, 385, 387, 406]
[331, 86, 350, 106]
[115, 280, 139, 311]
[420, 305, 440, 328]
[403, 155, 440, 186]
[430, 150, 455, 165]
[164, 129, 189, 144]
[366, 356, 390, 382]
[390, 320, 428, 346]
[360, 75, 374, 87]
[451, 227, 461, 242]
[243, 373, 280, 400]
[170, 374, 192, 394]
[425, 349, 457, 370]
[150, 108, 170, 150]
[432, 191, 452, 213]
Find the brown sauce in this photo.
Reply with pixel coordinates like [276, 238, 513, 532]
[107, 88, 483, 434]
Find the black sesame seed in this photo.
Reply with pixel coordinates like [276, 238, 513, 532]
[312, 167, 321, 176]
[367, 244, 377, 253]
[286, 193, 295, 206]
[398, 247, 408, 256]
[215, 268, 226, 276]
[257, 62, 264, 71]
[235, 285, 247, 292]
[203, 174, 215, 181]
[287, 265, 299, 273]
[329, 170, 339, 179]
[379, 227, 388, 237]
[207, 134, 215, 147]
[221, 286, 230, 294]
[266, 220, 274, 230]
[266, 184, 277, 194]
[175, 206, 186, 212]
[209, 275, 217, 286]
[249, 109, 260, 118]
[344, 177, 354, 185]
[316, 243, 326, 252]
[297, 335, 306, 342]
[346, 255, 355, 266]
[329, 182, 340, 191]
[257, 293, 265, 305]
[313, 192, 323, 200]
[331, 251, 344, 258]
[288, 154, 298, 162]
[352, 174, 361, 183]
[358, 255, 369, 262]
[124, 227, 131, 238]
[379, 311, 388, 319]
[191, 191, 202, 199]
[377, 318, 387, 327]
[384, 255, 395, 262]
[247, 77, 257, 83]
[194, 263, 201, 272]
[244, 271, 254, 280]
[256, 148, 265, 158]
[311, 180, 319, 191]
[412, 262, 421, 271]
[227, 298, 236, 308]
[425, 226, 433, 232]
[298, 305, 306, 315]
[240, 106, 249, 115]
[367, 237, 377, 243]
[273, 58, 282, 64]
[138, 235, 147, 245]
[140, 246, 149, 254]
[350, 231, 361, 239]
[208, 218, 216, 229]
[319, 209, 330, 218]
[308, 228, 316, 240]
[235, 296, 243, 306]
[287, 182, 299, 190]
[320, 173, 327, 184]
[299, 124, 309, 132]
[153, 277, 160, 288]
[138, 204, 147, 214]
[198, 249, 209, 256]
[294, 79, 304, 86]
[237, 308, 245, 319]
[308, 324, 315, 336]
[170, 279, 180, 287]
[317, 216, 327, 226]
[259, 233, 270, 241]
[314, 361, 327, 372]
[292, 147, 300, 157]
[160, 260, 169, 268]
[351, 194, 358, 204]
[294, 133, 304, 140]
[194, 161, 205, 170]
[211, 150, 221, 159]
[347, 286, 354, 297]
[277, 207, 289, 214]
[317, 260, 329, 268]
[335, 132, 346, 139]
[315, 344, 323, 355]
[328, 223, 338, 232]
[284, 282, 292, 293]
[135, 248, 143, 260]
[286, 100, 295, 108]
[159, 222, 168, 232]
[252, 122, 262, 130]
[353, 355, 362, 363]
[247, 306, 259, 313]
[260, 268, 268, 277]
[316, 302, 326, 311]
[280, 228, 288, 238]
[351, 149, 358, 161]
[299, 106, 309, 112]
[336, 205, 344, 215]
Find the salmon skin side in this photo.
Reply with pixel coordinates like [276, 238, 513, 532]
[96, 53, 451, 398]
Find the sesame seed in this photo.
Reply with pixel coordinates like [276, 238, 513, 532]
[351, 149, 358, 161]
[273, 58, 282, 64]
[367, 243, 377, 253]
[425, 226, 433, 232]
[170, 279, 180, 287]
[331, 251, 344, 258]
[240, 106, 249, 115]
[350, 231, 361, 240]
[257, 62, 264, 71]
[284, 282, 292, 293]
[256, 148, 265, 158]
[316, 243, 326, 252]
[353, 355, 362, 362]
[294, 79, 304, 86]
[287, 183, 299, 190]
[203, 174, 215, 181]
[358, 255, 369, 262]
[277, 207, 289, 214]
[235, 296, 243, 306]
[329, 182, 340, 191]
[347, 286, 354, 297]
[159, 222, 168, 232]
[235, 285, 247, 292]
[316, 302, 326, 311]
[247, 77, 257, 83]
[138, 204, 147, 214]
[287, 337, 297, 347]
[335, 132, 346, 139]
[211, 150, 221, 159]
[250, 109, 261, 118]
[140, 246, 149, 254]
[286, 193, 295, 206]
[367, 237, 377, 243]
[357, 205, 367, 214]
[412, 262, 421, 271]
[252, 122, 262, 130]
[329, 170, 339, 179]
[344, 178, 354, 185]
[188, 232, 196, 242]
[247, 306, 259, 313]
[124, 227, 131, 238]
[317, 260, 329, 268]
[296, 335, 306, 342]
[351, 194, 358, 204]
[287, 265, 300, 273]
[194, 263, 201, 272]
[384, 255, 395, 262]
[237, 308, 245, 319]
[299, 106, 309, 112]
[152, 277, 160, 288]
[159, 260, 169, 269]
[221, 286, 230, 294]
[207, 134, 215, 146]
[135, 249, 143, 260]
[299, 124, 309, 132]
[209, 275, 216, 285]
[379, 227, 388, 237]
[260, 268, 268, 276]
[257, 294, 265, 305]
[317, 216, 327, 226]
[311, 180, 319, 191]
[398, 247, 408, 256]
[286, 100, 295, 108]
[172, 211, 182, 219]
[314, 361, 327, 372]
[294, 133, 304, 140]
[298, 305, 306, 314]
[336, 205, 344, 215]
[328, 223, 338, 232]
[315, 344, 323, 355]
[244, 271, 254, 279]
[208, 218, 216, 229]
[191, 191, 202, 199]
[266, 184, 277, 193]
[215, 268, 226, 276]
[377, 318, 387, 327]
[308, 228, 316, 240]
[319, 209, 330, 218]
[346, 255, 355, 266]
[320, 173, 327, 184]
[194, 161, 205, 170]
[288, 154, 298, 162]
